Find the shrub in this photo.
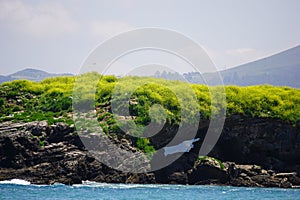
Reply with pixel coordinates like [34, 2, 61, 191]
[12, 106, 22, 112]
[0, 98, 4, 107]
[136, 138, 155, 154]
[7, 91, 18, 99]
[39, 140, 45, 147]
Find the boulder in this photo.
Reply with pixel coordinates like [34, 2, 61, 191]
[188, 157, 228, 185]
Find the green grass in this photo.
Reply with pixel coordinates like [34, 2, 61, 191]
[1, 73, 299, 124]
[0, 73, 299, 154]
[136, 138, 155, 157]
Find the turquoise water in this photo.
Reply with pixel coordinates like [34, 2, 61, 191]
[0, 180, 299, 200]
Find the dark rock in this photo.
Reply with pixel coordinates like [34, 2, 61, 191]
[152, 151, 196, 184]
[0, 116, 299, 187]
[226, 163, 298, 188]
[0, 121, 153, 185]
[188, 157, 228, 185]
[125, 173, 156, 184]
[168, 172, 188, 184]
[209, 115, 300, 175]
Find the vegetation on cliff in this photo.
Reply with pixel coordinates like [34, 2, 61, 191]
[1, 73, 299, 123]
[0, 73, 299, 153]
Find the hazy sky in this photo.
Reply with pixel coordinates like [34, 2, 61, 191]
[0, 0, 300, 75]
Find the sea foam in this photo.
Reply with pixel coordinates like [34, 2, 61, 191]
[0, 178, 31, 185]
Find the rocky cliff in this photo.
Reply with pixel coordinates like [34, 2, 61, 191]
[210, 115, 300, 173]
[0, 115, 299, 188]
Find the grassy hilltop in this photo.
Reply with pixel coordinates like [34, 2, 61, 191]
[0, 73, 299, 153]
[0, 73, 299, 123]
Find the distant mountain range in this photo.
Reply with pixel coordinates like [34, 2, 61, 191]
[202, 45, 300, 88]
[1, 45, 299, 87]
[159, 45, 300, 88]
[0, 68, 73, 84]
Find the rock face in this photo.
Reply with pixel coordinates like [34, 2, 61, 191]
[227, 163, 300, 188]
[0, 115, 299, 188]
[188, 157, 228, 185]
[209, 115, 300, 174]
[150, 115, 300, 188]
[0, 121, 154, 185]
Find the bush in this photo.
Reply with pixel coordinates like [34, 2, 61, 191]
[0, 98, 4, 107]
[39, 140, 45, 147]
[7, 91, 18, 99]
[12, 106, 22, 112]
[136, 138, 155, 154]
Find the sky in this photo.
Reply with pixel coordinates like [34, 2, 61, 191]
[0, 0, 300, 75]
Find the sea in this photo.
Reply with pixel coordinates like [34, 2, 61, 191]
[0, 179, 299, 200]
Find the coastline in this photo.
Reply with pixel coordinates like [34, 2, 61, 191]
[0, 118, 299, 188]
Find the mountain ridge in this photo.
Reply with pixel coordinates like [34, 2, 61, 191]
[0, 68, 73, 83]
[197, 45, 300, 87]
[159, 45, 300, 88]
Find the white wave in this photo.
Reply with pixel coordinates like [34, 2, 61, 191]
[0, 179, 31, 185]
[74, 181, 147, 189]
[72, 181, 195, 190]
